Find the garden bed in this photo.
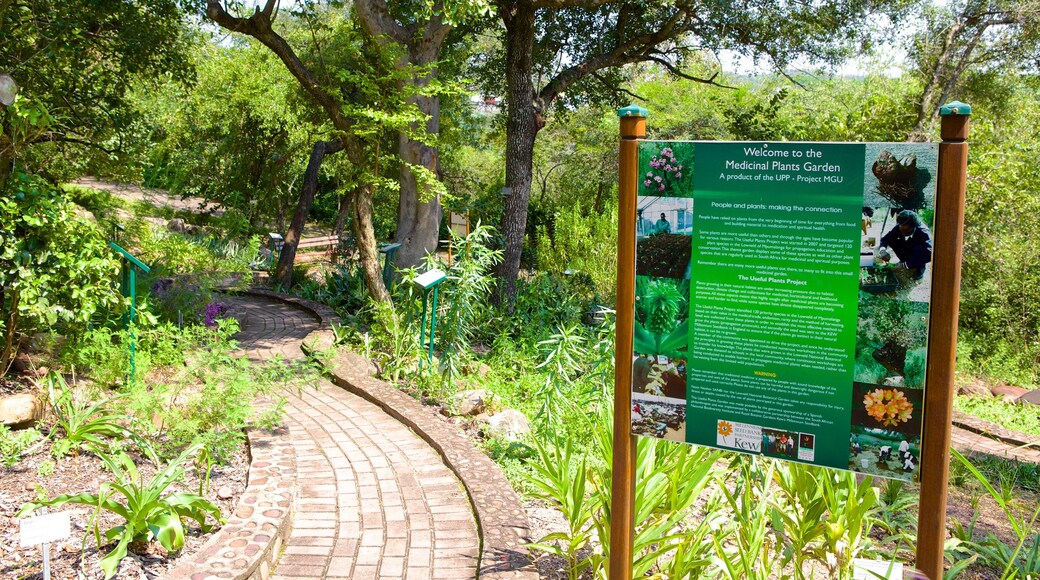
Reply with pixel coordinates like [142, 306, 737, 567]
[637, 233, 692, 279]
[0, 436, 247, 579]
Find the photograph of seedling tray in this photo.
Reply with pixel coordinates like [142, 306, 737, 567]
[860, 266, 899, 294]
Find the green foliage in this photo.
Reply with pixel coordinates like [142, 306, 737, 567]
[0, 424, 41, 467]
[420, 224, 503, 383]
[18, 443, 223, 580]
[957, 85, 1040, 387]
[951, 448, 1040, 579]
[146, 318, 295, 461]
[46, 373, 141, 459]
[0, 0, 193, 180]
[0, 172, 123, 370]
[536, 199, 618, 299]
[954, 396, 1040, 439]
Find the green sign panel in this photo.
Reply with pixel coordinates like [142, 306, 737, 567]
[631, 141, 938, 481]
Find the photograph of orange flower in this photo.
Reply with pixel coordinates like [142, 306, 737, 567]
[863, 388, 914, 427]
[851, 382, 923, 437]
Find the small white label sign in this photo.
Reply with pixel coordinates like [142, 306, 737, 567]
[852, 558, 903, 580]
[20, 512, 71, 548]
[414, 269, 446, 289]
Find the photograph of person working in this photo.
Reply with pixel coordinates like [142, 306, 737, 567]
[878, 209, 932, 281]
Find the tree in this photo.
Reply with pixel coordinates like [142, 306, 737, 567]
[0, 0, 193, 185]
[205, 1, 485, 294]
[907, 0, 1040, 140]
[135, 40, 321, 231]
[204, 2, 398, 298]
[484, 0, 906, 303]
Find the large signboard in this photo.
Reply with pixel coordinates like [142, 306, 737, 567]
[631, 141, 938, 481]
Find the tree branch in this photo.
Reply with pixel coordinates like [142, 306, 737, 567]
[29, 132, 118, 154]
[644, 56, 736, 88]
[205, 0, 354, 139]
[352, 0, 410, 46]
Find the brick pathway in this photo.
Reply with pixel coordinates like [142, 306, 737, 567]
[225, 294, 480, 579]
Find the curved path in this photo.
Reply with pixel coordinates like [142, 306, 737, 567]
[226, 294, 480, 579]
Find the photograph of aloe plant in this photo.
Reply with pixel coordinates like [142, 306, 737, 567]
[862, 143, 938, 210]
[633, 275, 688, 401]
[854, 294, 929, 389]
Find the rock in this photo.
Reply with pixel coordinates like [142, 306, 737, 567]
[166, 218, 186, 233]
[990, 385, 1029, 401]
[9, 353, 32, 373]
[216, 486, 234, 500]
[0, 393, 43, 428]
[184, 223, 202, 236]
[882, 375, 905, 387]
[956, 380, 991, 397]
[1018, 390, 1040, 407]
[486, 409, 531, 441]
[453, 389, 495, 416]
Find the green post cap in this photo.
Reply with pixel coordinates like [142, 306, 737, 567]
[939, 101, 971, 116]
[618, 104, 648, 118]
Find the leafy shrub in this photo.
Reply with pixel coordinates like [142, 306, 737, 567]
[536, 199, 618, 299]
[0, 424, 41, 467]
[0, 172, 123, 371]
[46, 372, 142, 459]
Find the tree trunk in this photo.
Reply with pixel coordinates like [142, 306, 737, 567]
[1, 289, 20, 375]
[352, 184, 390, 302]
[333, 189, 354, 238]
[495, 2, 538, 306]
[393, 72, 443, 269]
[273, 138, 344, 289]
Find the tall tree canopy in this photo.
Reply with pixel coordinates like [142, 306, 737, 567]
[907, 0, 1040, 139]
[0, 0, 193, 185]
[481, 0, 908, 302]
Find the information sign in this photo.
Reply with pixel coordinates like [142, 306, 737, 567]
[631, 140, 938, 481]
[20, 511, 70, 548]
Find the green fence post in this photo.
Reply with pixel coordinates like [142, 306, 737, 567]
[379, 242, 402, 289]
[108, 241, 151, 381]
[412, 269, 446, 370]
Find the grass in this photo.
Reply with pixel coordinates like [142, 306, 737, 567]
[955, 394, 1040, 439]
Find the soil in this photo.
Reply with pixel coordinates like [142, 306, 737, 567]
[636, 234, 692, 279]
[0, 429, 247, 580]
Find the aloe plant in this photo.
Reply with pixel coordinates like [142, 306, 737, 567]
[18, 443, 223, 579]
[634, 278, 688, 357]
[46, 372, 144, 458]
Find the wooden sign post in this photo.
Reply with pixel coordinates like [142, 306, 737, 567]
[609, 104, 645, 580]
[915, 102, 971, 579]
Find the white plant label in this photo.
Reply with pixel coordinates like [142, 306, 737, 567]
[19, 512, 70, 548]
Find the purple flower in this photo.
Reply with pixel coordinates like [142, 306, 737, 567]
[662, 147, 673, 158]
[658, 184, 665, 191]
[676, 172, 682, 179]
[654, 176, 662, 183]
[646, 172, 653, 178]
[203, 302, 229, 327]
[665, 165, 673, 171]
[644, 180, 652, 187]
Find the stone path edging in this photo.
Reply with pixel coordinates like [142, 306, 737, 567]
[237, 288, 538, 579]
[164, 427, 296, 580]
[951, 410, 1040, 464]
